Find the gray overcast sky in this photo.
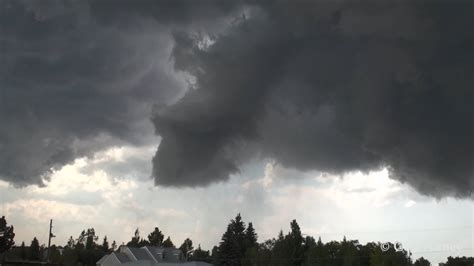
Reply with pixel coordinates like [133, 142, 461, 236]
[0, 0, 472, 264]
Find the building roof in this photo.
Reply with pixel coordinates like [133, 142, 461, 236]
[96, 246, 187, 265]
[128, 247, 155, 261]
[114, 252, 132, 263]
[144, 246, 165, 255]
[96, 254, 109, 265]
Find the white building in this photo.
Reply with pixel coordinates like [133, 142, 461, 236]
[96, 246, 212, 266]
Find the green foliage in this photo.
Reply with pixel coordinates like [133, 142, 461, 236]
[85, 228, 98, 250]
[147, 227, 164, 246]
[49, 245, 63, 264]
[269, 220, 306, 266]
[66, 236, 75, 249]
[179, 238, 194, 259]
[0, 216, 15, 254]
[29, 237, 40, 261]
[192, 244, 211, 262]
[245, 222, 258, 249]
[218, 213, 253, 265]
[19, 241, 27, 260]
[126, 228, 149, 247]
[101, 236, 109, 252]
[162, 236, 175, 248]
[111, 240, 117, 251]
[414, 257, 431, 266]
[445, 256, 474, 266]
[63, 246, 79, 266]
[127, 228, 142, 247]
[2, 215, 471, 266]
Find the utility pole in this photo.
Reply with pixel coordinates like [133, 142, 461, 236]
[46, 219, 55, 262]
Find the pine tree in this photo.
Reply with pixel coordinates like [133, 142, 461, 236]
[29, 237, 40, 261]
[414, 257, 430, 266]
[211, 246, 220, 265]
[147, 227, 164, 246]
[219, 224, 239, 265]
[179, 238, 194, 259]
[163, 237, 175, 248]
[242, 222, 259, 266]
[20, 241, 27, 260]
[192, 244, 211, 262]
[101, 236, 109, 252]
[288, 219, 304, 265]
[76, 230, 86, 250]
[66, 236, 75, 249]
[244, 222, 258, 249]
[127, 228, 141, 247]
[0, 216, 15, 254]
[85, 228, 98, 250]
[232, 213, 246, 258]
[111, 241, 117, 251]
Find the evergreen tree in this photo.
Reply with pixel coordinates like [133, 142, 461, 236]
[445, 256, 474, 266]
[244, 222, 258, 249]
[20, 241, 27, 260]
[111, 241, 117, 251]
[211, 246, 220, 265]
[255, 240, 274, 266]
[341, 237, 359, 266]
[179, 238, 194, 259]
[127, 228, 141, 247]
[163, 237, 175, 248]
[62, 247, 79, 266]
[101, 236, 109, 252]
[66, 236, 75, 249]
[85, 228, 98, 250]
[369, 241, 412, 266]
[219, 223, 240, 266]
[218, 213, 251, 265]
[271, 221, 305, 266]
[147, 227, 164, 246]
[232, 213, 247, 258]
[49, 245, 63, 264]
[76, 230, 86, 250]
[272, 230, 292, 266]
[287, 219, 304, 266]
[29, 237, 40, 261]
[0, 216, 15, 254]
[414, 257, 431, 266]
[192, 244, 211, 262]
[242, 222, 258, 266]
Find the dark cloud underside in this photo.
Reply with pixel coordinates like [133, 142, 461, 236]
[0, 0, 228, 185]
[0, 1, 472, 198]
[152, 1, 473, 197]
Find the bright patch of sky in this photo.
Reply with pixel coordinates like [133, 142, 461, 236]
[0, 145, 472, 264]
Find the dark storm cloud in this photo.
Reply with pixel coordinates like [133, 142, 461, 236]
[0, 0, 236, 186]
[1, 0, 472, 198]
[152, 1, 473, 197]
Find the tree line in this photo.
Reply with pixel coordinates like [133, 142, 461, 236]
[1, 215, 472, 266]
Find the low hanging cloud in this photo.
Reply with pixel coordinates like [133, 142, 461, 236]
[152, 1, 473, 198]
[0, 0, 239, 186]
[0, 1, 472, 198]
